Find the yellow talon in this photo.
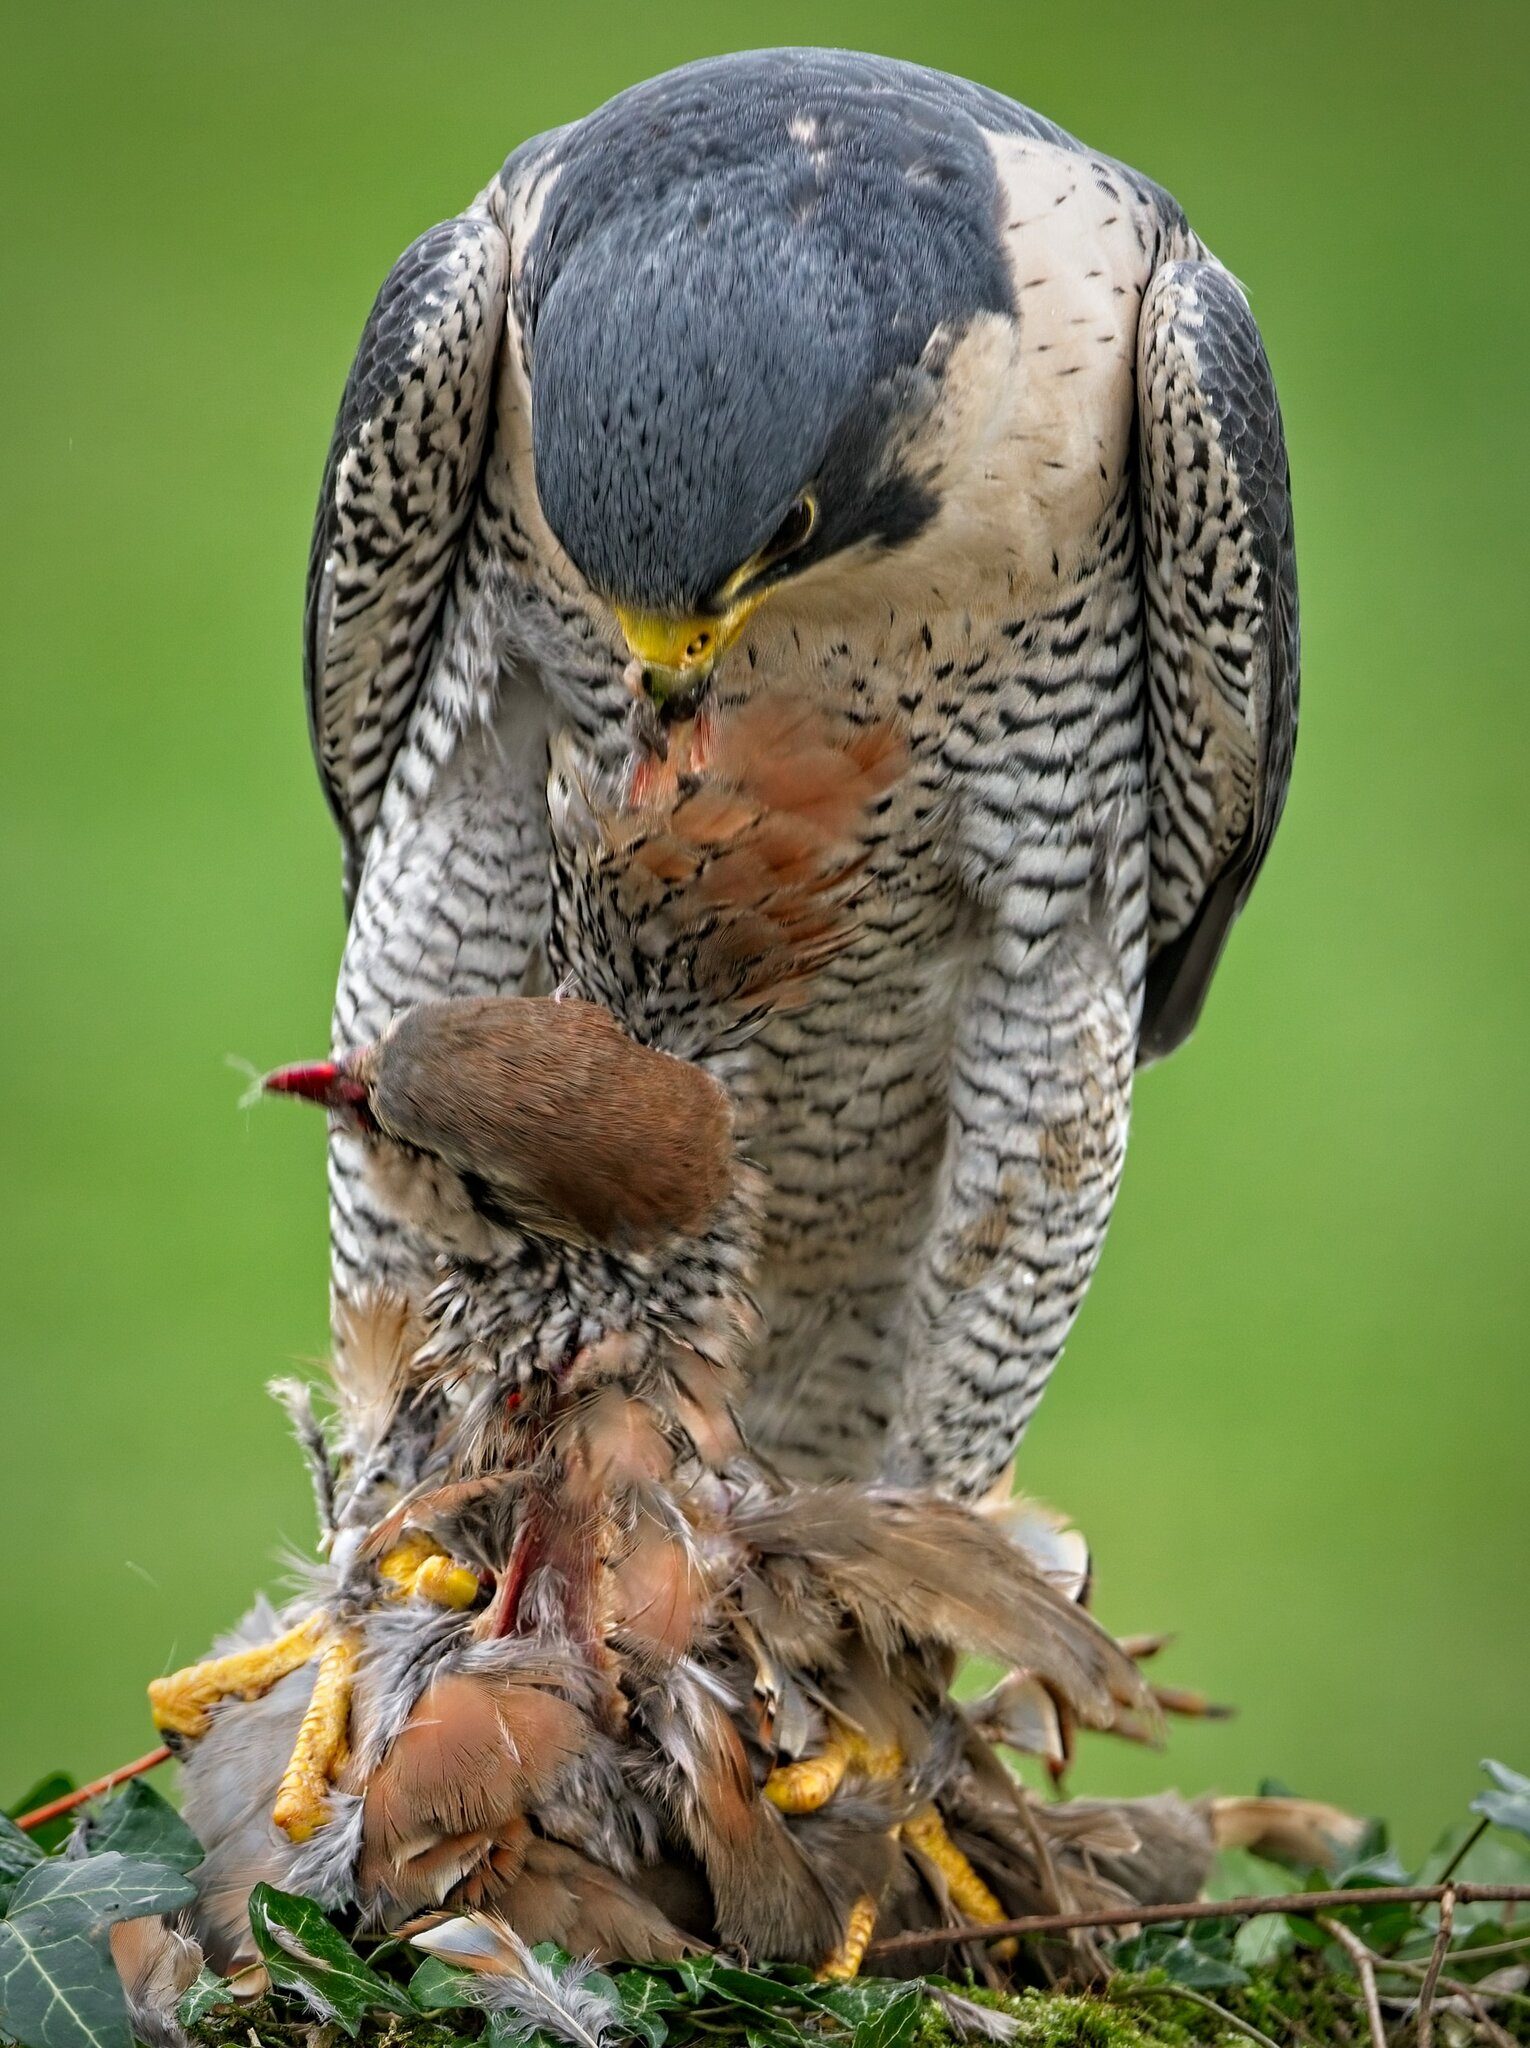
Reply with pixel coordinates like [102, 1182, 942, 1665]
[376, 1533, 480, 1609]
[148, 1615, 328, 1740]
[272, 1631, 359, 1843]
[901, 1806, 1017, 1960]
[818, 1895, 879, 1982]
[765, 1722, 904, 1814]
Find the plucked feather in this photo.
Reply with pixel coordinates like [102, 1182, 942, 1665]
[733, 1488, 1152, 1730]
[634, 1665, 840, 1958]
[410, 1908, 651, 2029]
[109, 1917, 203, 2048]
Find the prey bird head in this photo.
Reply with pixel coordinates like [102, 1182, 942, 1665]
[265, 996, 735, 1259]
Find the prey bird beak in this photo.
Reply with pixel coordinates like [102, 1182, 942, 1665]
[263, 1061, 369, 1112]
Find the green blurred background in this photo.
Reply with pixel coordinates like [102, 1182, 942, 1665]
[2, 1, 1525, 1855]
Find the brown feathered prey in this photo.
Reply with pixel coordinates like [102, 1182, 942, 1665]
[156, 701, 1347, 1979]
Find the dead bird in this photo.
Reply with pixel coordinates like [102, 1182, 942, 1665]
[153, 700, 1340, 1978]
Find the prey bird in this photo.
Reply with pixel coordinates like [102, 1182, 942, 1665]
[312, 50, 1298, 1500]
[158, 704, 1173, 1977]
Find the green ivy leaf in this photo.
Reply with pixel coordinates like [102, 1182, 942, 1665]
[5, 1782, 74, 1858]
[1473, 1760, 1530, 1842]
[247, 1883, 415, 2035]
[1233, 1914, 1294, 1969]
[0, 1817, 46, 1914]
[612, 1967, 679, 2046]
[80, 1784, 201, 1876]
[407, 1956, 478, 2012]
[672, 1956, 716, 2002]
[175, 1968, 234, 2029]
[487, 2017, 558, 2048]
[5, 1856, 195, 1930]
[1113, 1928, 1249, 1991]
[810, 1979, 912, 2027]
[707, 1965, 822, 2013]
[0, 1915, 132, 2048]
[0, 1853, 195, 2048]
[848, 1986, 923, 2048]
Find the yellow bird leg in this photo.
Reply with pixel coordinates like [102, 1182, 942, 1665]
[148, 1614, 327, 1740]
[271, 1631, 359, 1843]
[817, 1895, 879, 1982]
[901, 1806, 1018, 1960]
[764, 1722, 903, 1815]
[376, 1532, 480, 1609]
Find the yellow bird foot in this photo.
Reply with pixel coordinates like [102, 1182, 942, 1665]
[901, 1806, 1017, 1961]
[272, 1631, 359, 1843]
[817, 1895, 879, 1982]
[376, 1532, 481, 1610]
[148, 1614, 328, 1740]
[764, 1722, 904, 1815]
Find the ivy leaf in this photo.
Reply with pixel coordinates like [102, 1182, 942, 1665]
[1233, 1914, 1295, 1968]
[612, 1967, 679, 2048]
[1113, 1927, 1249, 1990]
[706, 1964, 821, 2014]
[80, 1784, 201, 1875]
[0, 1914, 133, 2048]
[848, 1986, 923, 2048]
[487, 2018, 558, 2048]
[0, 1853, 195, 2048]
[247, 1883, 415, 2035]
[5, 1856, 195, 1930]
[1473, 1760, 1530, 1842]
[810, 1979, 913, 2027]
[176, 1968, 234, 2029]
[6, 1781, 74, 1857]
[0, 1817, 46, 1914]
[672, 1956, 716, 2002]
[407, 1956, 478, 2012]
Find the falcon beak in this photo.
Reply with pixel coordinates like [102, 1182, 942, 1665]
[615, 593, 766, 721]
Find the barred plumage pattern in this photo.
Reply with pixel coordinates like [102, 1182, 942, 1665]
[313, 58, 1297, 1501]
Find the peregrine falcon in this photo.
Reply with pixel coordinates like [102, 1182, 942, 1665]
[309, 50, 1297, 1499]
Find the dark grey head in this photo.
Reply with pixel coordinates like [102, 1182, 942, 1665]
[518, 53, 1014, 690]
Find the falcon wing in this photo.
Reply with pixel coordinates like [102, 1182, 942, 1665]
[305, 210, 510, 911]
[1135, 259, 1299, 1060]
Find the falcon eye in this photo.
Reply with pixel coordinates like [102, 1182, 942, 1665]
[757, 494, 817, 571]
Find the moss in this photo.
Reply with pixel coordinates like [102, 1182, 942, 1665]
[189, 2000, 472, 2048]
[187, 1961, 1530, 2048]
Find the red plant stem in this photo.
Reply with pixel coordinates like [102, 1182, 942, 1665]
[867, 1881, 1530, 1959]
[14, 1746, 173, 1832]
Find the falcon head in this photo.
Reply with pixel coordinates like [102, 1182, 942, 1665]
[521, 56, 1012, 710]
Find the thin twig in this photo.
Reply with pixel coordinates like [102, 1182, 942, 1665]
[1454, 1985, 1517, 2048]
[14, 1746, 172, 1831]
[1415, 1931, 1530, 1964]
[1115, 1978, 1281, 2048]
[1321, 1917, 1387, 2048]
[1415, 1884, 1454, 2048]
[866, 1882, 1530, 1958]
[1373, 1955, 1530, 2015]
[1436, 1816, 1490, 1888]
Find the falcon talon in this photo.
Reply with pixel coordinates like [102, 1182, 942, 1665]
[901, 1805, 1013, 1948]
[817, 1895, 879, 1982]
[147, 1613, 328, 1740]
[271, 1630, 359, 1843]
[376, 1531, 480, 1609]
[764, 1723, 904, 1814]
